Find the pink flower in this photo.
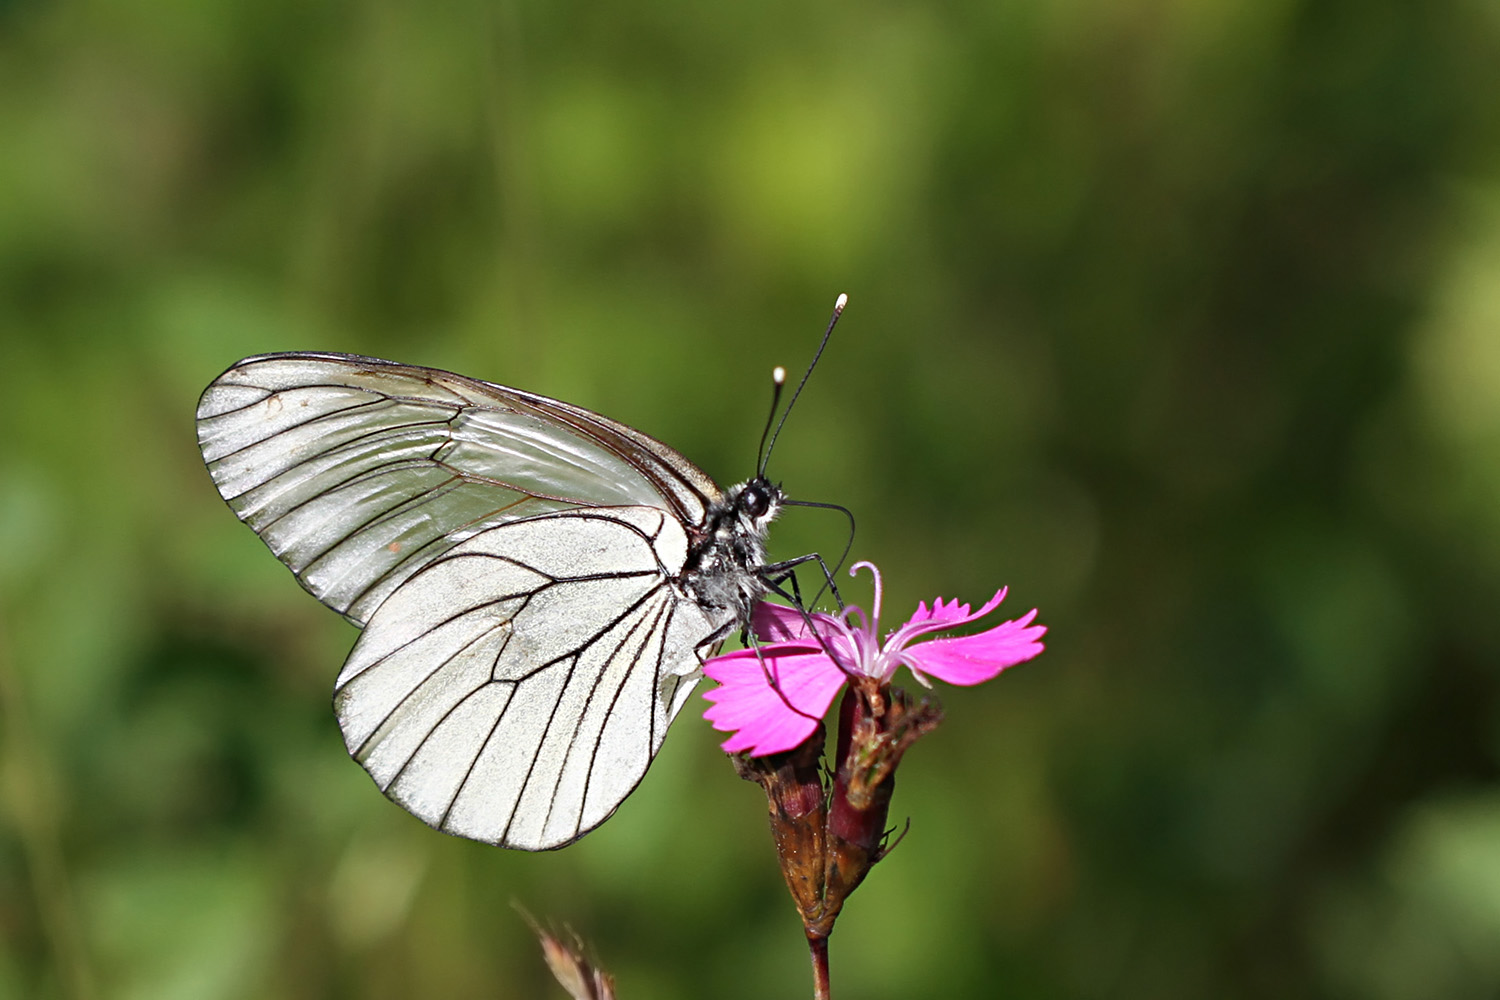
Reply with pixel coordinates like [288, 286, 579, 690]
[702, 562, 1046, 756]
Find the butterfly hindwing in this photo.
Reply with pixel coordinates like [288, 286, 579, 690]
[331, 507, 730, 848]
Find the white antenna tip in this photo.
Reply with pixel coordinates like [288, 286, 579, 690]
[834, 292, 848, 312]
[772, 365, 786, 385]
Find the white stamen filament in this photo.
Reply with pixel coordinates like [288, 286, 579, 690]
[849, 561, 887, 678]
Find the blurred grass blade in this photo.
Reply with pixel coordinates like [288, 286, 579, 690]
[523, 911, 617, 1000]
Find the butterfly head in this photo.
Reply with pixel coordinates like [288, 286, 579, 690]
[719, 475, 783, 544]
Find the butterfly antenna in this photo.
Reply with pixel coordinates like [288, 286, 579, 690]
[759, 292, 847, 476]
[754, 366, 787, 474]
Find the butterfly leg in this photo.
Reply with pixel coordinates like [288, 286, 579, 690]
[746, 626, 823, 724]
[763, 552, 845, 611]
[704, 618, 821, 726]
[704, 616, 795, 702]
[761, 563, 854, 678]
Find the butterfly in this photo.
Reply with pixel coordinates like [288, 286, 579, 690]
[195, 305, 844, 850]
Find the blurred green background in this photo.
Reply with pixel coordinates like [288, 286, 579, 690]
[4, 0, 1500, 997]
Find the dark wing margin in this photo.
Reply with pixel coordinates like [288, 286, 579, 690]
[196, 352, 723, 625]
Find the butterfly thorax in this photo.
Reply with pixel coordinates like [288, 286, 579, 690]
[680, 477, 783, 620]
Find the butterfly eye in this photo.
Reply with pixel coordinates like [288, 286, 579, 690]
[743, 485, 770, 519]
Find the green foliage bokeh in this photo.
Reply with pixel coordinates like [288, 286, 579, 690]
[3, 0, 1500, 997]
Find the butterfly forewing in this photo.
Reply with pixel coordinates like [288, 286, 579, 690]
[197, 353, 719, 625]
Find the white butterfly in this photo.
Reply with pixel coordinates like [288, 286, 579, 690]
[197, 350, 814, 849]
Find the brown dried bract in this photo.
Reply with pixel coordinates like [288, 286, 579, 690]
[734, 682, 944, 942]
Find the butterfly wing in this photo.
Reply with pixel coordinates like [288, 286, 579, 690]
[196, 353, 721, 625]
[197, 353, 737, 848]
[334, 506, 731, 848]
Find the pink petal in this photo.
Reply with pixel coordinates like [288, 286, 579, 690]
[906, 597, 967, 626]
[901, 609, 1046, 686]
[702, 646, 847, 756]
[750, 601, 842, 643]
[889, 588, 1010, 648]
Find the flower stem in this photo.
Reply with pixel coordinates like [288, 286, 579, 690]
[808, 934, 831, 1000]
